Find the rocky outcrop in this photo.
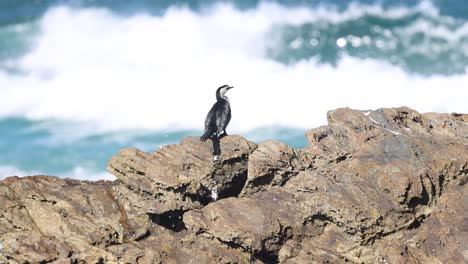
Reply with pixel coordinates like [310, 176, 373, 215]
[107, 136, 257, 213]
[0, 107, 466, 263]
[0, 177, 150, 263]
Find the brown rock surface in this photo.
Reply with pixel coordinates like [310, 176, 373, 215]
[0, 176, 150, 263]
[0, 107, 466, 263]
[106, 226, 258, 264]
[240, 140, 314, 196]
[107, 135, 257, 213]
[185, 107, 467, 263]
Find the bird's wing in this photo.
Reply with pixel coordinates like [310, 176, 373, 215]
[204, 102, 218, 131]
[216, 103, 231, 132]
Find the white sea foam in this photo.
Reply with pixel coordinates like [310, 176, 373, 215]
[65, 166, 115, 181]
[0, 165, 114, 181]
[399, 18, 468, 43]
[0, 166, 39, 180]
[0, 2, 466, 133]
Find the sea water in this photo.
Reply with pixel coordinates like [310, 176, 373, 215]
[0, 0, 467, 180]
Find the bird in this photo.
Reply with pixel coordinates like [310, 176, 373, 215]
[200, 85, 233, 142]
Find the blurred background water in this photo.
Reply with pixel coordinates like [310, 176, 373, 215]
[0, 0, 467, 180]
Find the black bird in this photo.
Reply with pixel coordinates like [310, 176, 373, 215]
[200, 85, 233, 142]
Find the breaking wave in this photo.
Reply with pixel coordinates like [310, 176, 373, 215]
[0, 2, 466, 133]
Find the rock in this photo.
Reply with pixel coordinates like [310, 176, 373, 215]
[185, 107, 467, 262]
[0, 107, 466, 263]
[0, 177, 256, 263]
[240, 140, 314, 196]
[107, 226, 259, 264]
[107, 135, 257, 213]
[0, 176, 150, 263]
[278, 237, 349, 264]
[184, 191, 299, 262]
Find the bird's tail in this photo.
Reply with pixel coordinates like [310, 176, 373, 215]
[200, 131, 211, 142]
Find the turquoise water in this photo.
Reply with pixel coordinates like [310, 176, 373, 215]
[0, 117, 307, 179]
[0, 118, 197, 177]
[0, 0, 467, 180]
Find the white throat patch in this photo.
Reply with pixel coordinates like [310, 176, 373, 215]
[220, 87, 229, 100]
[220, 87, 228, 96]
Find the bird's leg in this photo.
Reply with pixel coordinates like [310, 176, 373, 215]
[210, 132, 217, 139]
[217, 130, 228, 139]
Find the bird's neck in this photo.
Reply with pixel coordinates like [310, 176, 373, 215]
[217, 94, 229, 102]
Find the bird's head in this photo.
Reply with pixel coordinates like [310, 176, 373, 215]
[216, 85, 233, 100]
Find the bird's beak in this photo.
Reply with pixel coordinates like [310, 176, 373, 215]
[228, 86, 234, 90]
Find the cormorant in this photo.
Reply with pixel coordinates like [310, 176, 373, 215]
[200, 85, 233, 142]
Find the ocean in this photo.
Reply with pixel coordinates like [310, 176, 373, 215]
[0, 0, 467, 180]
